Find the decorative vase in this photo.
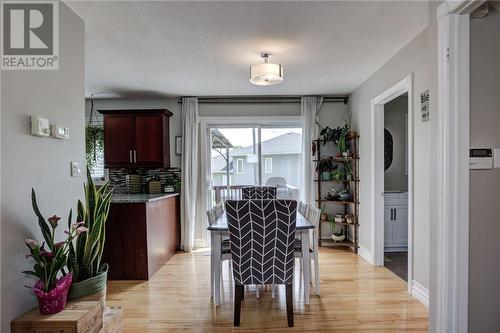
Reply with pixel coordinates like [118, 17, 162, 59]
[331, 233, 346, 242]
[320, 212, 329, 222]
[68, 264, 108, 308]
[33, 273, 73, 315]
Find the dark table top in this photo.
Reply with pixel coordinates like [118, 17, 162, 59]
[207, 212, 314, 231]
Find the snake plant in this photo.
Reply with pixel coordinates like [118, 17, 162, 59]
[67, 168, 113, 282]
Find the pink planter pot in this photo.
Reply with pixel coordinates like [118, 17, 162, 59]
[33, 273, 73, 315]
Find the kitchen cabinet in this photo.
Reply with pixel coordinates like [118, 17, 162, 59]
[101, 109, 173, 168]
[103, 194, 180, 280]
[384, 192, 408, 252]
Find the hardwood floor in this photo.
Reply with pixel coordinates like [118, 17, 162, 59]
[106, 247, 428, 332]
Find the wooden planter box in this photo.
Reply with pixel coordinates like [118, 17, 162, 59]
[11, 301, 103, 333]
[98, 307, 123, 333]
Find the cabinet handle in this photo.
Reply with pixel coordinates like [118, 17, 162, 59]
[394, 208, 396, 220]
[391, 208, 394, 221]
[133, 150, 137, 163]
[129, 150, 133, 163]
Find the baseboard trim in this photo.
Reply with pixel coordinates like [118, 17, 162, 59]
[411, 280, 429, 307]
[358, 245, 373, 265]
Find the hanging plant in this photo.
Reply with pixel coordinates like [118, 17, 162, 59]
[85, 96, 104, 171]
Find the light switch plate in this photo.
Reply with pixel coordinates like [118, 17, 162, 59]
[71, 161, 82, 177]
[494, 149, 500, 168]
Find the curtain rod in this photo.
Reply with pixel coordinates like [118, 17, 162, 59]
[177, 95, 349, 105]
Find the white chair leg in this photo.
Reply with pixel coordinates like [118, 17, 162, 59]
[256, 285, 260, 298]
[314, 253, 320, 296]
[272, 284, 276, 299]
[309, 259, 313, 283]
[300, 258, 303, 271]
[210, 251, 214, 298]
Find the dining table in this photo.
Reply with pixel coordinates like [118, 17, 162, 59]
[207, 211, 315, 306]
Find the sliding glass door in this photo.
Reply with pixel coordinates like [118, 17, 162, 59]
[260, 127, 302, 200]
[209, 125, 302, 205]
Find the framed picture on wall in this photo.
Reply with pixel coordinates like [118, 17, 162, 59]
[175, 136, 182, 155]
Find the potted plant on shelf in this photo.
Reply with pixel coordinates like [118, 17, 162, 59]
[316, 158, 336, 181]
[343, 162, 353, 181]
[66, 168, 113, 305]
[24, 194, 88, 315]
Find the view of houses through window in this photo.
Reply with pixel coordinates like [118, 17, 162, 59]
[209, 126, 302, 205]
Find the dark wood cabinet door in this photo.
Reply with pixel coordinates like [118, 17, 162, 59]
[135, 113, 165, 167]
[103, 114, 135, 167]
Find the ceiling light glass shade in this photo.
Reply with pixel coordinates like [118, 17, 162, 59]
[249, 62, 283, 86]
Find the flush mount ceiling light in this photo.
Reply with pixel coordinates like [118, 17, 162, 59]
[249, 52, 283, 86]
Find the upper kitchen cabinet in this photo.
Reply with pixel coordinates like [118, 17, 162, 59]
[100, 109, 173, 168]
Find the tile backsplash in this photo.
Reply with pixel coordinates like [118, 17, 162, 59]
[108, 167, 181, 194]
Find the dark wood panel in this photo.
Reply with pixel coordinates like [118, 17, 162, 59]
[103, 203, 148, 280]
[135, 113, 163, 167]
[104, 195, 180, 280]
[145, 196, 180, 278]
[103, 114, 135, 168]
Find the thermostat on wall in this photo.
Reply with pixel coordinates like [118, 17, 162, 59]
[470, 148, 493, 169]
[30, 116, 50, 137]
[51, 124, 70, 139]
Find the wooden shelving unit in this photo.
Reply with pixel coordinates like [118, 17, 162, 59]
[314, 135, 359, 253]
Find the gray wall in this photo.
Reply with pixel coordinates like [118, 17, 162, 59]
[350, 20, 435, 292]
[469, 7, 500, 332]
[86, 99, 349, 170]
[384, 95, 408, 192]
[0, 3, 85, 331]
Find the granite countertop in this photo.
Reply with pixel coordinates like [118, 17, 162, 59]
[111, 193, 180, 203]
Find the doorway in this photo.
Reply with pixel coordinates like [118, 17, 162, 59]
[370, 74, 413, 294]
[383, 93, 409, 282]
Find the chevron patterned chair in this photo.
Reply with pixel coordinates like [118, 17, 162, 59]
[241, 186, 277, 200]
[225, 199, 297, 327]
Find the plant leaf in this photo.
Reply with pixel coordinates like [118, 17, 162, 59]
[31, 189, 53, 249]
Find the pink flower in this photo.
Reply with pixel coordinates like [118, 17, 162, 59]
[76, 226, 89, 235]
[54, 242, 65, 250]
[47, 215, 61, 228]
[25, 254, 32, 260]
[24, 238, 38, 248]
[39, 244, 54, 261]
[71, 221, 85, 231]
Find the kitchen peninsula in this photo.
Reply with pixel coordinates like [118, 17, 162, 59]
[103, 193, 180, 280]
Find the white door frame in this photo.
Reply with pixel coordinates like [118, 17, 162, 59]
[435, 1, 483, 332]
[370, 74, 414, 295]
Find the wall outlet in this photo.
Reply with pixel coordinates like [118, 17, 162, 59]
[71, 161, 83, 177]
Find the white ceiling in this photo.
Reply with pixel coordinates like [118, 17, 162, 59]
[66, 1, 430, 98]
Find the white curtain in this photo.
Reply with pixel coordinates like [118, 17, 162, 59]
[180, 97, 200, 252]
[300, 96, 323, 205]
